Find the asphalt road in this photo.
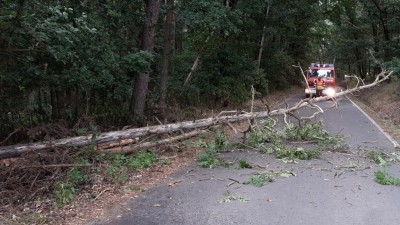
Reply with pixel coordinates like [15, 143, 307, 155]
[90, 94, 400, 225]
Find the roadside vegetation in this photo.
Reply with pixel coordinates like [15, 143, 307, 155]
[0, 146, 167, 224]
[54, 150, 157, 208]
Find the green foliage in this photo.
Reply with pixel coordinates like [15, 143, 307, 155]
[238, 160, 252, 169]
[197, 149, 225, 169]
[275, 170, 295, 178]
[106, 151, 157, 184]
[123, 51, 155, 74]
[214, 131, 230, 151]
[18, 214, 50, 225]
[68, 167, 89, 186]
[197, 131, 229, 168]
[2, 0, 399, 145]
[284, 122, 328, 141]
[244, 173, 274, 187]
[219, 190, 249, 203]
[183, 47, 265, 106]
[285, 122, 348, 151]
[106, 165, 128, 184]
[247, 119, 282, 151]
[276, 148, 321, 160]
[177, 0, 241, 33]
[54, 182, 76, 208]
[317, 135, 348, 152]
[383, 58, 400, 78]
[54, 157, 90, 207]
[375, 169, 400, 186]
[246, 120, 344, 160]
[367, 151, 388, 166]
[263, 51, 296, 91]
[244, 170, 294, 187]
[127, 151, 157, 170]
[127, 186, 145, 192]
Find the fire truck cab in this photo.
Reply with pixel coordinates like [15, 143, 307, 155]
[304, 63, 336, 98]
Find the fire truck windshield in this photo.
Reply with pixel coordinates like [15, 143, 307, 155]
[310, 69, 334, 78]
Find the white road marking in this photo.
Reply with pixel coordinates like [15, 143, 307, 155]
[346, 96, 399, 149]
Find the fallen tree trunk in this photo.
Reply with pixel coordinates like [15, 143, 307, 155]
[101, 130, 207, 154]
[0, 71, 392, 160]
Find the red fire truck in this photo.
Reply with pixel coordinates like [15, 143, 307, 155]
[304, 63, 336, 98]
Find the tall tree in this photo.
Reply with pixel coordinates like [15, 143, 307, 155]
[130, 0, 162, 117]
[159, 0, 175, 108]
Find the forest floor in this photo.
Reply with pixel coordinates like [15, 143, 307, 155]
[0, 80, 399, 225]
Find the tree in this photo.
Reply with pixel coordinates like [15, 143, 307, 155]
[159, 0, 175, 108]
[130, 0, 162, 117]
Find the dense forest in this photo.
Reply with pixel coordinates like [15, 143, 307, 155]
[1, 0, 399, 143]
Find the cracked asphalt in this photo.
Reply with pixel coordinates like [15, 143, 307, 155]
[90, 95, 400, 225]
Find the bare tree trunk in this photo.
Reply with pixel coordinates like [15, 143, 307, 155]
[0, 70, 392, 160]
[257, 3, 271, 70]
[50, 86, 58, 119]
[130, 0, 162, 116]
[159, 0, 175, 107]
[184, 33, 213, 85]
[184, 54, 200, 85]
[56, 89, 65, 119]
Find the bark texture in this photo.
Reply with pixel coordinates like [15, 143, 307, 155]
[130, 0, 162, 116]
[159, 0, 175, 106]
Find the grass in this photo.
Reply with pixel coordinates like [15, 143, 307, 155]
[375, 169, 400, 186]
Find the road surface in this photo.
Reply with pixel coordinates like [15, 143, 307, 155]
[90, 94, 400, 225]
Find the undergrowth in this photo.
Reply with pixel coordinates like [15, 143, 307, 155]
[106, 151, 156, 183]
[197, 131, 229, 168]
[54, 149, 157, 207]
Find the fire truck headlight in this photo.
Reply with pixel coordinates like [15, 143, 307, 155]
[326, 87, 335, 97]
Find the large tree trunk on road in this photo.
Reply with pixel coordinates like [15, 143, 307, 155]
[0, 71, 392, 160]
